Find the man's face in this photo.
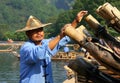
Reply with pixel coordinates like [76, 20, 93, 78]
[27, 27, 44, 42]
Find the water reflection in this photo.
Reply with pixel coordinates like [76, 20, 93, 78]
[0, 53, 67, 83]
[52, 61, 68, 83]
[0, 53, 19, 83]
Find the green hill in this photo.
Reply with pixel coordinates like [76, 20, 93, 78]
[0, 0, 73, 40]
[0, 0, 119, 41]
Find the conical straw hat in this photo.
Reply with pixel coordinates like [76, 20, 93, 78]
[16, 15, 52, 32]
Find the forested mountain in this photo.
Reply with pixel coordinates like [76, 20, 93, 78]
[0, 0, 74, 40]
[0, 0, 120, 41]
[0, 0, 73, 29]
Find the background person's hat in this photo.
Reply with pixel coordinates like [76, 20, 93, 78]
[15, 15, 52, 32]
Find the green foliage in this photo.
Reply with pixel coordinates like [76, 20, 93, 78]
[49, 0, 120, 38]
[48, 10, 75, 37]
[0, 24, 10, 40]
[107, 27, 120, 37]
[0, 0, 119, 41]
[72, 0, 120, 36]
[14, 32, 28, 41]
[0, 0, 72, 40]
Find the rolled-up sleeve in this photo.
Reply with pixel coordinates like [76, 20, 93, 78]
[59, 36, 71, 46]
[47, 36, 71, 56]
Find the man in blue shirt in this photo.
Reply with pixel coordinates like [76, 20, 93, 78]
[16, 11, 88, 83]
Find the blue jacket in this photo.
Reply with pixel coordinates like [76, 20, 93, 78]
[19, 36, 70, 83]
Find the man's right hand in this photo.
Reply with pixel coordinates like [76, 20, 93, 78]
[60, 24, 73, 38]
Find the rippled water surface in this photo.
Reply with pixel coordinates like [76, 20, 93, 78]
[0, 53, 67, 83]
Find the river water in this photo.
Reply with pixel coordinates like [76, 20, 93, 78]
[0, 53, 68, 83]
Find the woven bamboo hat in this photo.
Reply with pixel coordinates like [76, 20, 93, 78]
[16, 15, 52, 32]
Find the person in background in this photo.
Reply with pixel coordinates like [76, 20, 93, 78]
[7, 38, 14, 43]
[16, 10, 87, 83]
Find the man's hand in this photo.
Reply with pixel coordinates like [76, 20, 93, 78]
[49, 24, 72, 50]
[76, 10, 88, 22]
[72, 10, 88, 28]
[60, 24, 73, 38]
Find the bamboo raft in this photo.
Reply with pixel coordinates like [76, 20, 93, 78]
[0, 42, 82, 60]
[52, 51, 84, 61]
[0, 41, 23, 52]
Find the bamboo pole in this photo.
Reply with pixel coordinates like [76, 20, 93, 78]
[85, 14, 101, 30]
[64, 25, 87, 45]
